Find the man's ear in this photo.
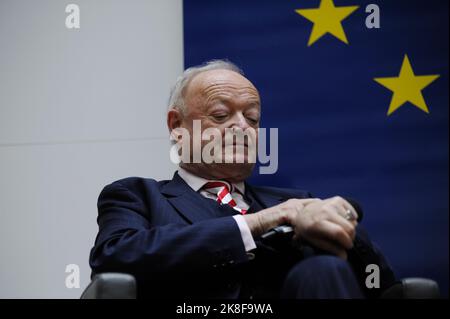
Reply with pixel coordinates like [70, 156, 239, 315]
[167, 108, 183, 132]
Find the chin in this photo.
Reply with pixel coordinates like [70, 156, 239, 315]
[213, 163, 255, 183]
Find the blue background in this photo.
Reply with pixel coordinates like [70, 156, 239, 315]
[184, 0, 449, 295]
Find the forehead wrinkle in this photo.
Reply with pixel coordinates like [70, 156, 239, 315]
[202, 82, 260, 106]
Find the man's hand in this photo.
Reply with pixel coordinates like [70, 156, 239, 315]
[286, 197, 358, 259]
[243, 196, 358, 259]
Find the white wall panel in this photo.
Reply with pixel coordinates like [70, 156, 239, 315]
[0, 0, 183, 298]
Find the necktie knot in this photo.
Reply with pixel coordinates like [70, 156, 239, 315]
[202, 181, 247, 215]
[203, 181, 232, 192]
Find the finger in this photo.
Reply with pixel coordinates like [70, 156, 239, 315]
[325, 196, 358, 222]
[341, 199, 359, 221]
[327, 200, 358, 228]
[315, 220, 354, 250]
[323, 206, 356, 240]
[309, 237, 348, 260]
[328, 202, 351, 220]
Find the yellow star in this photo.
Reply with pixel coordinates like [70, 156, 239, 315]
[295, 0, 359, 46]
[374, 55, 440, 116]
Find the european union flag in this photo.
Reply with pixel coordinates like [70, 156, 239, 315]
[184, 0, 449, 295]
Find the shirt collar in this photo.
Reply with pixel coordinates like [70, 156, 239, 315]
[177, 167, 246, 194]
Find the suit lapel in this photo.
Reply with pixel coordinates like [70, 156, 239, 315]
[245, 183, 285, 210]
[161, 173, 288, 223]
[161, 172, 226, 223]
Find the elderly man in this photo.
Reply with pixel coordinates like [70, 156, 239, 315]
[89, 60, 395, 299]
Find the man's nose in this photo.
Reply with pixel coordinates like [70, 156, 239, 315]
[230, 112, 250, 130]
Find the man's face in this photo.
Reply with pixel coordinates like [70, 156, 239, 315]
[176, 69, 261, 182]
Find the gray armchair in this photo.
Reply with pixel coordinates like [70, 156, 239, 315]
[80, 273, 136, 299]
[380, 277, 440, 299]
[80, 273, 440, 299]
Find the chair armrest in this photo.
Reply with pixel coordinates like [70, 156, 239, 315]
[381, 278, 440, 299]
[80, 273, 137, 299]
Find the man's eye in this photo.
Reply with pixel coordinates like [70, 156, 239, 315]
[246, 116, 259, 124]
[212, 114, 228, 121]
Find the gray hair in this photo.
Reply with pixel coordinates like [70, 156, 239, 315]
[168, 59, 244, 115]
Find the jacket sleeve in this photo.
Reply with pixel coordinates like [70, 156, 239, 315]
[89, 181, 250, 281]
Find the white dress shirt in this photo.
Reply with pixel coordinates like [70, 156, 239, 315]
[177, 167, 257, 252]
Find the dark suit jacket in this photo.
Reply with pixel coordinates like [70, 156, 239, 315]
[89, 172, 396, 298]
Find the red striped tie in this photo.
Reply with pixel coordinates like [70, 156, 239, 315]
[203, 181, 247, 215]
